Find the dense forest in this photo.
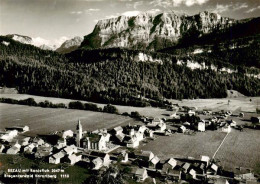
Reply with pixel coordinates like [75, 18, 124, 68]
[0, 36, 259, 107]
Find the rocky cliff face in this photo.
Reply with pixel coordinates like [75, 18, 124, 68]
[81, 11, 235, 50]
[56, 36, 83, 54]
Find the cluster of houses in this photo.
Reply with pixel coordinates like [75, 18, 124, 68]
[0, 109, 259, 183]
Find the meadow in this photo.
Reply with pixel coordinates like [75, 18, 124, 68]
[0, 93, 259, 118]
[141, 128, 260, 174]
[0, 103, 140, 136]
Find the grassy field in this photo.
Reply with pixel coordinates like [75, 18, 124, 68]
[0, 103, 140, 136]
[141, 128, 260, 174]
[0, 93, 259, 118]
[141, 131, 227, 160]
[170, 97, 260, 113]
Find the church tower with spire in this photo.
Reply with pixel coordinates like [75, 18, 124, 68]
[76, 119, 82, 147]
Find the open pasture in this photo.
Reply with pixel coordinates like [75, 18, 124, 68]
[0, 94, 259, 118]
[0, 103, 139, 136]
[141, 128, 260, 173]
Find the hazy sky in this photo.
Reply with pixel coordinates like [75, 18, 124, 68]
[1, 0, 260, 45]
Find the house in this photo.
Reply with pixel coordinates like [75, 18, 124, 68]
[230, 120, 237, 127]
[92, 157, 103, 170]
[178, 125, 187, 133]
[162, 158, 178, 174]
[222, 125, 231, 133]
[0, 130, 18, 141]
[189, 169, 196, 179]
[115, 132, 125, 143]
[149, 156, 160, 169]
[133, 168, 148, 182]
[156, 122, 167, 132]
[67, 153, 82, 165]
[125, 135, 139, 148]
[21, 137, 31, 146]
[201, 155, 210, 166]
[188, 110, 196, 116]
[121, 150, 128, 163]
[49, 151, 66, 164]
[137, 151, 155, 162]
[89, 152, 111, 169]
[113, 126, 123, 135]
[208, 163, 218, 174]
[32, 137, 45, 146]
[138, 126, 147, 134]
[0, 144, 5, 153]
[167, 169, 181, 181]
[63, 145, 77, 156]
[61, 130, 74, 138]
[198, 122, 206, 132]
[24, 143, 37, 154]
[35, 146, 53, 158]
[182, 163, 191, 173]
[7, 142, 21, 154]
[135, 132, 144, 142]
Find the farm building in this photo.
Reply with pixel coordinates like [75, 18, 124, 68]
[182, 163, 191, 173]
[60, 130, 73, 138]
[125, 135, 139, 148]
[222, 125, 231, 133]
[66, 153, 82, 165]
[32, 137, 45, 146]
[120, 150, 128, 163]
[5, 125, 29, 133]
[92, 157, 103, 170]
[24, 143, 37, 154]
[49, 151, 66, 164]
[189, 169, 196, 179]
[0, 130, 18, 141]
[113, 126, 124, 135]
[201, 155, 210, 166]
[198, 122, 206, 132]
[88, 152, 111, 169]
[188, 110, 196, 116]
[162, 158, 178, 173]
[115, 132, 125, 143]
[136, 151, 155, 162]
[62, 145, 77, 156]
[6, 142, 21, 154]
[35, 146, 53, 158]
[21, 137, 31, 146]
[178, 125, 187, 133]
[133, 168, 148, 182]
[149, 155, 160, 169]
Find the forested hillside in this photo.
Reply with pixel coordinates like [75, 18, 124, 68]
[0, 36, 259, 107]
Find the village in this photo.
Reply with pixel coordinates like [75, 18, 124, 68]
[0, 104, 259, 184]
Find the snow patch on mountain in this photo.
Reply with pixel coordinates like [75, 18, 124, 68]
[7, 34, 68, 51]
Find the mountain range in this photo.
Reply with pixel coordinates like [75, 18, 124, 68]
[81, 11, 237, 50]
[0, 11, 259, 107]
[5, 34, 83, 54]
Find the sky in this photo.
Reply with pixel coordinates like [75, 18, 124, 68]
[1, 0, 260, 46]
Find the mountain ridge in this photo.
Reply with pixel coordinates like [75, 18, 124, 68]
[80, 11, 238, 50]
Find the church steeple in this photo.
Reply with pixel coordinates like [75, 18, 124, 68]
[76, 119, 82, 147]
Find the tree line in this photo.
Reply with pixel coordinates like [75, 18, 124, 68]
[0, 36, 259, 108]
